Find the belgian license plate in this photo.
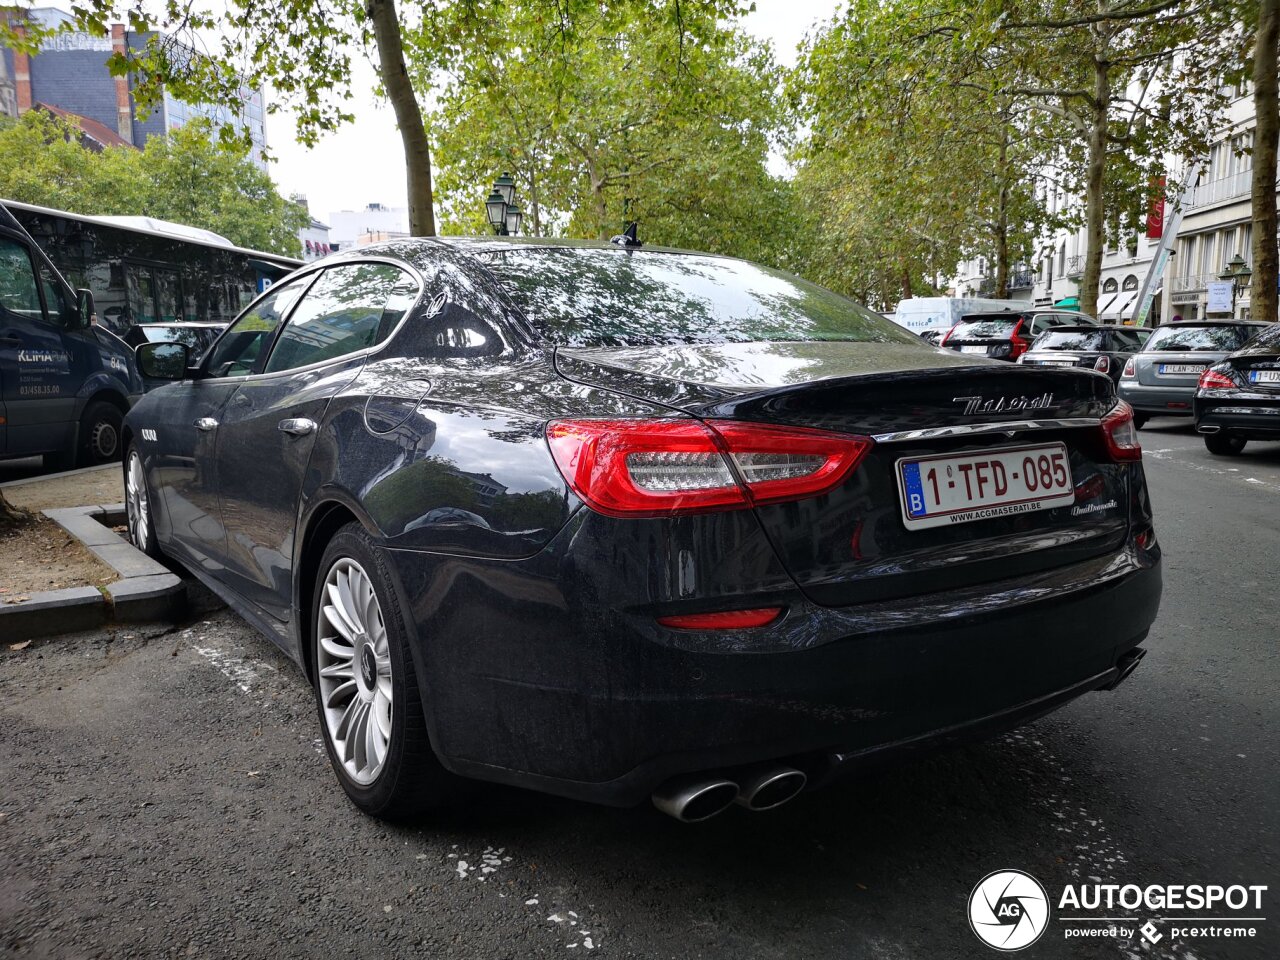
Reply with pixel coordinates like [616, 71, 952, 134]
[1036, 359, 1077, 367]
[1249, 370, 1280, 383]
[960, 345, 988, 354]
[1159, 363, 1204, 375]
[896, 443, 1074, 530]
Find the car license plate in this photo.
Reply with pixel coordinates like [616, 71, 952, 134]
[896, 443, 1074, 530]
[960, 345, 988, 354]
[1035, 359, 1077, 367]
[1158, 363, 1204, 375]
[1249, 369, 1280, 383]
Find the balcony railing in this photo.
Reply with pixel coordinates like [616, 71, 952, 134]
[1169, 272, 1215, 293]
[1065, 254, 1085, 279]
[976, 269, 1035, 297]
[1188, 169, 1251, 210]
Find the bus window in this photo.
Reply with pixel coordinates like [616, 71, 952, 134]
[0, 238, 43, 322]
[155, 268, 180, 322]
[127, 266, 157, 324]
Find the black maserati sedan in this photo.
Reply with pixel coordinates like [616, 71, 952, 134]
[1194, 320, 1280, 456]
[124, 238, 1162, 822]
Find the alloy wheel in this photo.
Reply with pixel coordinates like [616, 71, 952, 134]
[317, 558, 394, 785]
[126, 450, 149, 549]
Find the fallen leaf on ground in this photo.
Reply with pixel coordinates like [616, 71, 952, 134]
[8, 640, 32, 651]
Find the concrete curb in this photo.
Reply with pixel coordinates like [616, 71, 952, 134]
[0, 462, 117, 489]
[1, 503, 186, 641]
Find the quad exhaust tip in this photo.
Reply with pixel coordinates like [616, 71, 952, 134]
[652, 765, 807, 821]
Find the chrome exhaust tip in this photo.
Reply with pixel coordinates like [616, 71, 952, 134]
[734, 764, 807, 812]
[1102, 647, 1147, 690]
[652, 775, 740, 822]
[1197, 424, 1221, 434]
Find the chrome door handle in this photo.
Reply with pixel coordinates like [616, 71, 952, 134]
[194, 418, 218, 432]
[278, 418, 317, 437]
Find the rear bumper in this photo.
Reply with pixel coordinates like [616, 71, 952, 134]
[1117, 381, 1195, 415]
[1195, 395, 1280, 439]
[383, 531, 1162, 807]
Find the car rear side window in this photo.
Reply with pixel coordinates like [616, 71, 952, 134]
[482, 247, 919, 347]
[264, 263, 417, 373]
[1144, 325, 1252, 351]
[204, 275, 312, 378]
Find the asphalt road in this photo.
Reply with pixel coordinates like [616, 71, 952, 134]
[1, 421, 1276, 960]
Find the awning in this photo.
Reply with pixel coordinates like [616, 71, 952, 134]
[1054, 296, 1081, 310]
[1098, 293, 1120, 318]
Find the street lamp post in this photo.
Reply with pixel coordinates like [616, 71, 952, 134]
[484, 173, 523, 236]
[1218, 253, 1254, 316]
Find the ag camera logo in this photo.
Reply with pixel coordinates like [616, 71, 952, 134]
[969, 869, 1050, 951]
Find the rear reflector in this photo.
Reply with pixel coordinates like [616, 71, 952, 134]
[1100, 400, 1142, 462]
[546, 418, 872, 517]
[657, 607, 783, 629]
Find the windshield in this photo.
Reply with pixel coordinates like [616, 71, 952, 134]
[950, 317, 1021, 340]
[482, 248, 921, 348]
[1144, 325, 1254, 352]
[1034, 330, 1106, 351]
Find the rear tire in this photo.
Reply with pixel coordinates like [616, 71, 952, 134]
[312, 522, 459, 820]
[1132, 412, 1149, 429]
[1204, 433, 1246, 457]
[77, 400, 124, 466]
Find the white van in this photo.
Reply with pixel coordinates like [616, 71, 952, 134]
[892, 297, 1030, 338]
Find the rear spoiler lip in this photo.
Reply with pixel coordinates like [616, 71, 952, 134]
[869, 417, 1103, 445]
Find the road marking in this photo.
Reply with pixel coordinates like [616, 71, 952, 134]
[1145, 448, 1280, 494]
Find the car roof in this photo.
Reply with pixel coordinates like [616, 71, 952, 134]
[1161, 319, 1268, 327]
[1037, 324, 1129, 333]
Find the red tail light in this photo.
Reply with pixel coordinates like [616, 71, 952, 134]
[1197, 368, 1236, 391]
[1093, 355, 1111, 374]
[1009, 321, 1030, 360]
[546, 419, 873, 517]
[657, 607, 783, 630]
[1121, 357, 1136, 378]
[1100, 401, 1142, 462]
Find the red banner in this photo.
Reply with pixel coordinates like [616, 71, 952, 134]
[1146, 176, 1167, 240]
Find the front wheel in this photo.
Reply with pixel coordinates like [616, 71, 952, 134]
[1204, 433, 1247, 457]
[312, 523, 458, 819]
[125, 443, 162, 559]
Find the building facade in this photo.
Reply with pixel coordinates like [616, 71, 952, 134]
[327, 203, 411, 252]
[0, 6, 267, 167]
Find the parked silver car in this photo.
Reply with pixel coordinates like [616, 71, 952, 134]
[1117, 320, 1269, 427]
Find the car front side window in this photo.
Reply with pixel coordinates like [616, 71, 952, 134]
[203, 277, 312, 379]
[0, 238, 45, 325]
[263, 262, 415, 374]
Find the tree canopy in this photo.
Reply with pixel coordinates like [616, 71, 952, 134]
[0, 112, 307, 255]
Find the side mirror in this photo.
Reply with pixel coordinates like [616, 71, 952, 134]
[136, 341, 190, 381]
[76, 288, 96, 328]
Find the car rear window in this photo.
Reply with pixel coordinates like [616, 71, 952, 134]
[481, 248, 921, 347]
[1034, 330, 1106, 351]
[950, 316, 1022, 340]
[1144, 325, 1254, 351]
[1244, 321, 1280, 349]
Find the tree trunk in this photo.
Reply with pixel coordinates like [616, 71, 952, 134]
[367, 0, 435, 237]
[1080, 56, 1111, 318]
[900, 262, 913, 300]
[0, 489, 29, 528]
[1252, 0, 1279, 324]
[994, 128, 1011, 298]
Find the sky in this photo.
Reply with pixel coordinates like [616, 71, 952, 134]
[268, 0, 841, 226]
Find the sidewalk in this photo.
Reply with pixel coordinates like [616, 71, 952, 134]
[1, 462, 123, 512]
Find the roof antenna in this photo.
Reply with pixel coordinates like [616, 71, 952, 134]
[610, 221, 641, 248]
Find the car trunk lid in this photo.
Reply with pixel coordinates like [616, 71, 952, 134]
[558, 341, 1130, 606]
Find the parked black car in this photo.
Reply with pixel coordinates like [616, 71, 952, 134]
[1019, 325, 1150, 382]
[1194, 321, 1280, 456]
[940, 309, 1098, 361]
[124, 239, 1161, 822]
[1118, 320, 1269, 427]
